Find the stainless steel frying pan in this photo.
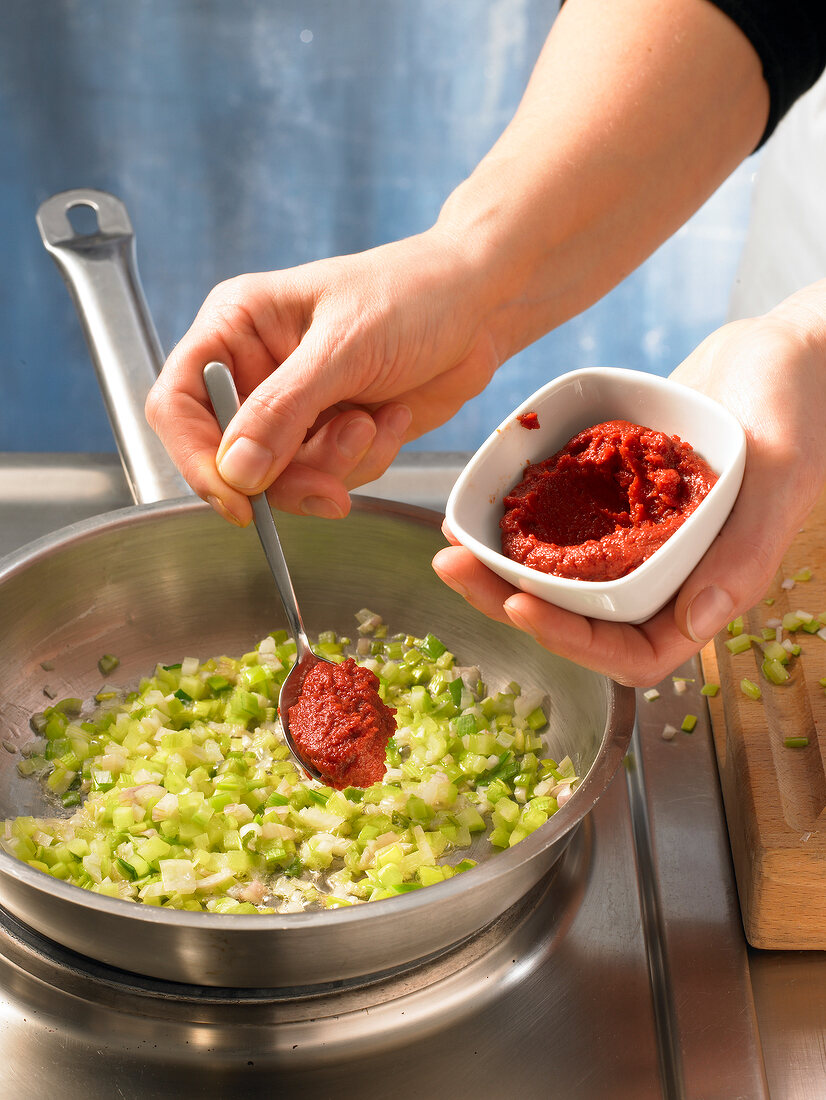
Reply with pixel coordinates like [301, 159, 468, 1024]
[0, 189, 634, 987]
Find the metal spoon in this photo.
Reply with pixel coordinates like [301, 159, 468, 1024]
[202, 360, 330, 782]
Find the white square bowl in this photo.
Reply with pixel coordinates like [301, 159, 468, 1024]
[445, 367, 746, 624]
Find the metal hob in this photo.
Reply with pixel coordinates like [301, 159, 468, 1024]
[0, 455, 768, 1099]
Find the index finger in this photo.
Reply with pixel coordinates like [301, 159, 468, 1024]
[145, 370, 253, 526]
[145, 273, 303, 521]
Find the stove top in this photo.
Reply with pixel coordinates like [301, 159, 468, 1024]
[0, 453, 796, 1099]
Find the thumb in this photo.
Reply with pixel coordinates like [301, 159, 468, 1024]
[674, 466, 795, 643]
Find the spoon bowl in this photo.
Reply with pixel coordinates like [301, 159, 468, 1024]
[202, 360, 331, 782]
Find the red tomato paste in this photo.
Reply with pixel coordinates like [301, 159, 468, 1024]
[500, 419, 717, 581]
[517, 411, 541, 430]
[288, 657, 396, 789]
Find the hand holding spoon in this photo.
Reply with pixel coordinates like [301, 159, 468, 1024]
[202, 360, 330, 782]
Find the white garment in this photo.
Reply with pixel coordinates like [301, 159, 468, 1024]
[728, 68, 826, 320]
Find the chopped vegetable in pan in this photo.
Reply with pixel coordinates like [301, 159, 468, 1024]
[1, 614, 578, 914]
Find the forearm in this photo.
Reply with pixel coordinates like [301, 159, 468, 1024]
[435, 0, 770, 361]
[149, 0, 771, 518]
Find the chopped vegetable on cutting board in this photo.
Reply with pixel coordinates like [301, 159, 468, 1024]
[701, 484, 826, 949]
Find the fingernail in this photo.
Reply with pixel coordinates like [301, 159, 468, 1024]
[385, 403, 413, 438]
[504, 601, 531, 633]
[300, 495, 345, 519]
[338, 416, 376, 459]
[218, 438, 273, 492]
[206, 495, 245, 527]
[686, 585, 734, 642]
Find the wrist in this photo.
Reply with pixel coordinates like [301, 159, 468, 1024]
[432, 159, 561, 364]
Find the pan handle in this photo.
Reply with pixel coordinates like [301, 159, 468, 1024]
[36, 189, 191, 506]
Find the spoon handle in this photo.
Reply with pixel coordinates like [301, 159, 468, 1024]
[202, 360, 309, 648]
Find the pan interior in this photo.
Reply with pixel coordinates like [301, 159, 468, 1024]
[0, 500, 611, 858]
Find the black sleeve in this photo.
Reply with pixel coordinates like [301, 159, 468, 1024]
[709, 0, 826, 145]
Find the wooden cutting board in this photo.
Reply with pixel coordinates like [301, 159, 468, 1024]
[701, 485, 826, 949]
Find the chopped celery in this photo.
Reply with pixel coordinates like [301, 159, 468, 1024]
[761, 640, 790, 665]
[762, 658, 790, 686]
[420, 633, 447, 659]
[740, 678, 762, 701]
[2, 615, 577, 914]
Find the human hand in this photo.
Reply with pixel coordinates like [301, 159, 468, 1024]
[433, 281, 826, 686]
[146, 230, 501, 525]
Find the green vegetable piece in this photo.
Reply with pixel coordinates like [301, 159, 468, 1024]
[761, 641, 790, 665]
[206, 674, 232, 692]
[454, 713, 478, 738]
[740, 678, 762, 701]
[98, 654, 120, 676]
[420, 633, 447, 659]
[700, 683, 720, 697]
[91, 767, 115, 791]
[116, 857, 138, 880]
[526, 706, 547, 730]
[762, 657, 791, 685]
[52, 697, 82, 716]
[784, 737, 809, 749]
[680, 714, 698, 733]
[725, 634, 754, 656]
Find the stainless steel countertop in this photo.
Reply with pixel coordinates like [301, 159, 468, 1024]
[1, 452, 824, 1098]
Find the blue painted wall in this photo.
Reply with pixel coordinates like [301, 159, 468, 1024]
[1, 0, 755, 454]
